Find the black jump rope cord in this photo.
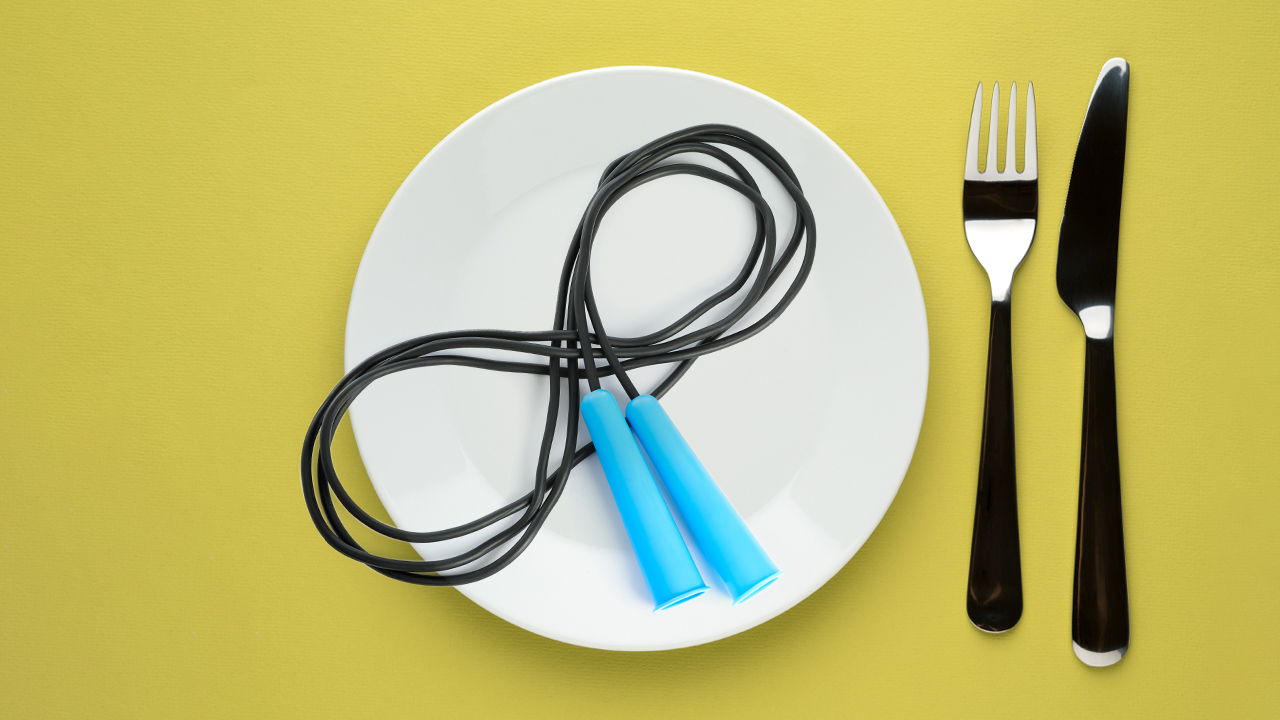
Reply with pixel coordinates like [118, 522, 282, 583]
[302, 124, 816, 585]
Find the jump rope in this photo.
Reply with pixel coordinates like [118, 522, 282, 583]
[301, 124, 816, 610]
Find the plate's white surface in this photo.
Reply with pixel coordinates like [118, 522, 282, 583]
[345, 66, 928, 651]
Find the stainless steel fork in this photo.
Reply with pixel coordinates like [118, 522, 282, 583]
[963, 81, 1037, 633]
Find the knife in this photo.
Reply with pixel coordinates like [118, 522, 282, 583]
[1056, 57, 1131, 667]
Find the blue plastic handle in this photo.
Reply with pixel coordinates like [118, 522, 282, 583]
[626, 395, 782, 604]
[579, 389, 707, 611]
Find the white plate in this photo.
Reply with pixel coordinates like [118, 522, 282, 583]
[345, 66, 928, 651]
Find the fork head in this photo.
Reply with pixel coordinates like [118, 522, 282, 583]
[962, 81, 1038, 302]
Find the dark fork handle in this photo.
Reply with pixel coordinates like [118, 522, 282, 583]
[1072, 336, 1130, 661]
[966, 297, 1023, 632]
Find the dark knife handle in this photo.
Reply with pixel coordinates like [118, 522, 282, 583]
[1072, 336, 1130, 660]
[966, 298, 1023, 632]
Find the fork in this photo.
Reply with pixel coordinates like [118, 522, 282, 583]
[963, 81, 1037, 633]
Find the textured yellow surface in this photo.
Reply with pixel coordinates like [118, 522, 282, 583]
[2, 1, 1278, 717]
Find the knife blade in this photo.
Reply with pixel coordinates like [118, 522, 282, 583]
[1056, 57, 1131, 667]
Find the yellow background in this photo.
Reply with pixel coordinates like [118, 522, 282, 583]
[2, 1, 1277, 717]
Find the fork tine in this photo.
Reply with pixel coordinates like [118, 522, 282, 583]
[1023, 81, 1037, 179]
[966, 82, 983, 180]
[986, 82, 1000, 175]
[1006, 83, 1018, 175]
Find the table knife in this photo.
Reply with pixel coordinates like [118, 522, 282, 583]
[1056, 57, 1131, 667]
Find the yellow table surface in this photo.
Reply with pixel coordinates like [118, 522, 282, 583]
[2, 1, 1277, 717]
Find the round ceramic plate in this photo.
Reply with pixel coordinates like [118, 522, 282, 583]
[345, 66, 928, 651]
